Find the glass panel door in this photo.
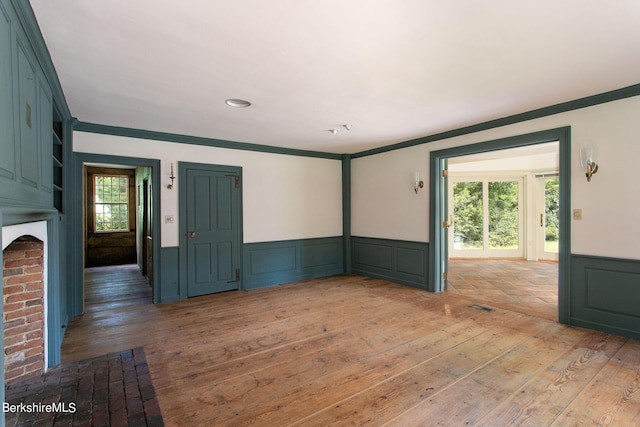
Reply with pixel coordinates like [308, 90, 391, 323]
[488, 181, 520, 251]
[539, 177, 559, 261]
[450, 177, 524, 258]
[452, 181, 483, 253]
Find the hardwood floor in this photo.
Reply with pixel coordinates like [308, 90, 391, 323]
[83, 264, 152, 313]
[448, 259, 558, 321]
[61, 269, 640, 426]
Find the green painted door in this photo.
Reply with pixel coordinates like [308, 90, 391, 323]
[186, 168, 241, 297]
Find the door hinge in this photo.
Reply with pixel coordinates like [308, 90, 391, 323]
[442, 170, 448, 177]
[442, 220, 449, 229]
[227, 269, 240, 283]
[226, 174, 240, 188]
[443, 272, 448, 280]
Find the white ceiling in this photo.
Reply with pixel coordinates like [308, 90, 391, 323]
[449, 141, 559, 172]
[30, 1, 640, 154]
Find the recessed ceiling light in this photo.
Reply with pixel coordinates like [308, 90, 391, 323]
[225, 98, 251, 108]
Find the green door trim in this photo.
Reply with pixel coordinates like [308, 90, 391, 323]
[70, 153, 162, 312]
[429, 126, 571, 324]
[178, 162, 244, 299]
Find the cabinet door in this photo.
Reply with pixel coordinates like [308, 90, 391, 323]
[0, 4, 15, 180]
[17, 41, 38, 188]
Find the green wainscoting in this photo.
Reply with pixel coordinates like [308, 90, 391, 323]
[351, 237, 429, 290]
[159, 247, 180, 302]
[160, 237, 345, 297]
[243, 237, 344, 289]
[570, 254, 640, 340]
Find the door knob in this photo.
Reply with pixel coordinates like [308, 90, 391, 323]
[186, 231, 196, 238]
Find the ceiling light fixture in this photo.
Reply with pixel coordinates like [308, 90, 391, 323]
[343, 124, 352, 131]
[225, 98, 251, 108]
[329, 129, 338, 135]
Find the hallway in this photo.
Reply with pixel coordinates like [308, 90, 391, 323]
[83, 264, 152, 313]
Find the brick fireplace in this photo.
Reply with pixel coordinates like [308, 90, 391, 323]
[2, 235, 45, 384]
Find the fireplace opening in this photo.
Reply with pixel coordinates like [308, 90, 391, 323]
[3, 235, 45, 385]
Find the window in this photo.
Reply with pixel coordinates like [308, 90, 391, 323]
[450, 176, 524, 258]
[94, 175, 129, 232]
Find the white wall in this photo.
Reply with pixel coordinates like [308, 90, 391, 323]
[73, 132, 343, 247]
[352, 95, 640, 260]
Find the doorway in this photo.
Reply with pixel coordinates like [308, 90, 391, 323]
[444, 143, 559, 319]
[82, 163, 154, 311]
[70, 153, 161, 319]
[429, 127, 571, 324]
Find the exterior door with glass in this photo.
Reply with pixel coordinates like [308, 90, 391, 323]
[449, 176, 524, 258]
[537, 176, 559, 261]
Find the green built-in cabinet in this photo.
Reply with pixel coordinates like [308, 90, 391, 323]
[0, 0, 58, 211]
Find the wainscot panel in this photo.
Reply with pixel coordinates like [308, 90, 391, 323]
[570, 254, 640, 340]
[243, 237, 343, 289]
[351, 237, 428, 290]
[160, 247, 180, 302]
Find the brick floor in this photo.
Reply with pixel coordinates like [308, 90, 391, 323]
[5, 347, 163, 427]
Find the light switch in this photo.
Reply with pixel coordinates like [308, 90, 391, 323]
[165, 215, 175, 224]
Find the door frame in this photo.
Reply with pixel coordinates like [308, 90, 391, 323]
[71, 153, 161, 315]
[429, 127, 571, 324]
[178, 162, 244, 299]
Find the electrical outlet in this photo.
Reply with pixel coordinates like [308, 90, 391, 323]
[573, 209, 582, 220]
[165, 215, 175, 224]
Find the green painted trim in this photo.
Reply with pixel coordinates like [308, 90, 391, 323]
[558, 127, 572, 324]
[45, 213, 62, 367]
[243, 237, 344, 289]
[353, 84, 640, 159]
[70, 153, 162, 318]
[570, 254, 640, 340]
[9, 0, 71, 120]
[178, 162, 243, 299]
[74, 121, 343, 161]
[351, 236, 429, 290]
[342, 154, 351, 273]
[159, 247, 180, 303]
[429, 127, 571, 324]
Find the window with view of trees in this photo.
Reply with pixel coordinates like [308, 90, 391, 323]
[544, 178, 559, 253]
[452, 177, 523, 256]
[94, 175, 129, 232]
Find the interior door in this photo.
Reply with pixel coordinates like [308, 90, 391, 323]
[186, 167, 241, 297]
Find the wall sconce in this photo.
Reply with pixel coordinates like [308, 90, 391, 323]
[167, 163, 176, 189]
[579, 146, 599, 182]
[414, 172, 424, 194]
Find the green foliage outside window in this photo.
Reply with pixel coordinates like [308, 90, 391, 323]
[95, 175, 129, 232]
[488, 181, 519, 249]
[545, 178, 559, 251]
[453, 182, 483, 249]
[453, 180, 520, 250]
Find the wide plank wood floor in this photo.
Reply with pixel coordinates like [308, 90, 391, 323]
[61, 270, 640, 426]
